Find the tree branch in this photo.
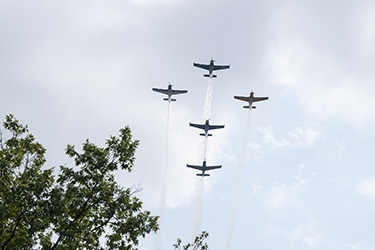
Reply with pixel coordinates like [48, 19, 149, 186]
[1, 206, 29, 250]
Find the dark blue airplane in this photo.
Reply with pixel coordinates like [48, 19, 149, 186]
[152, 83, 188, 102]
[187, 160, 221, 177]
[193, 58, 230, 78]
[189, 119, 224, 137]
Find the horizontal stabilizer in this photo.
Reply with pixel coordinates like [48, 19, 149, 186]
[200, 133, 212, 137]
[203, 74, 217, 78]
[243, 106, 249, 109]
[197, 173, 210, 177]
[163, 98, 176, 102]
[252, 106, 256, 109]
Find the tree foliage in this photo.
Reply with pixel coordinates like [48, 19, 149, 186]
[173, 231, 209, 250]
[0, 114, 158, 250]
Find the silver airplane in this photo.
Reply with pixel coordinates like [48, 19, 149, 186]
[189, 119, 224, 137]
[234, 91, 269, 109]
[187, 160, 222, 177]
[193, 58, 230, 78]
[152, 83, 188, 102]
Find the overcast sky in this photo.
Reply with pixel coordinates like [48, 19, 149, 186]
[1, 0, 375, 249]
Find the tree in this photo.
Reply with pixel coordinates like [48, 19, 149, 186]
[173, 231, 209, 250]
[0, 114, 54, 249]
[0, 115, 158, 249]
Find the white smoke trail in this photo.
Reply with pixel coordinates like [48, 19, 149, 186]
[202, 76, 213, 161]
[154, 101, 171, 250]
[192, 77, 214, 239]
[192, 177, 205, 239]
[203, 77, 213, 120]
[226, 109, 252, 250]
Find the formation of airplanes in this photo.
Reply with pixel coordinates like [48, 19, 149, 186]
[153, 58, 268, 177]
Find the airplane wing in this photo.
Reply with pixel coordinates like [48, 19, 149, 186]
[152, 88, 168, 95]
[213, 65, 230, 71]
[171, 89, 188, 95]
[186, 164, 203, 171]
[208, 124, 224, 130]
[189, 123, 205, 130]
[193, 63, 210, 70]
[253, 97, 269, 102]
[234, 96, 249, 102]
[205, 165, 222, 171]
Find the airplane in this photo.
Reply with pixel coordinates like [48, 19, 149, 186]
[152, 83, 188, 102]
[193, 58, 230, 78]
[189, 119, 224, 137]
[187, 160, 222, 177]
[234, 91, 269, 109]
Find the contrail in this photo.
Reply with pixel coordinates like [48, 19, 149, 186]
[202, 76, 213, 161]
[203, 77, 213, 120]
[155, 101, 171, 250]
[192, 76, 214, 239]
[226, 109, 252, 250]
[192, 176, 205, 239]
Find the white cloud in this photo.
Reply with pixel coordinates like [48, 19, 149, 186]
[266, 1, 375, 128]
[265, 222, 337, 249]
[343, 242, 375, 250]
[328, 140, 346, 159]
[357, 8, 375, 56]
[259, 125, 319, 154]
[266, 178, 308, 209]
[288, 127, 319, 146]
[69, 1, 142, 32]
[266, 165, 309, 209]
[357, 179, 375, 199]
[290, 222, 337, 249]
[260, 125, 292, 151]
[251, 182, 263, 195]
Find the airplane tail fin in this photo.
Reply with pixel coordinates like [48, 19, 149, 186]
[200, 133, 212, 136]
[197, 173, 210, 177]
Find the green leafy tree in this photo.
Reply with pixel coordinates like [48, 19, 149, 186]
[173, 231, 209, 250]
[0, 114, 53, 249]
[0, 115, 158, 250]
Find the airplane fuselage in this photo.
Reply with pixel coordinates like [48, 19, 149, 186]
[247, 92, 255, 106]
[208, 60, 215, 76]
[203, 121, 211, 135]
[166, 84, 173, 101]
[201, 161, 207, 174]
